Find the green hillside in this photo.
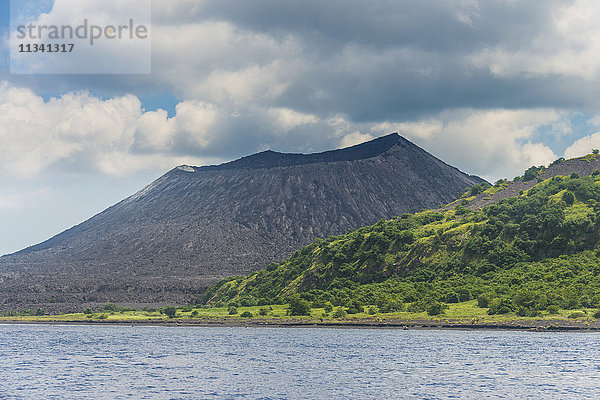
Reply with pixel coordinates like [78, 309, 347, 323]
[204, 161, 600, 317]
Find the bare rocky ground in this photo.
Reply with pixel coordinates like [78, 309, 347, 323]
[443, 154, 600, 212]
[0, 134, 483, 313]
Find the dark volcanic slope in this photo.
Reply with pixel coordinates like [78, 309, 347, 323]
[0, 134, 483, 311]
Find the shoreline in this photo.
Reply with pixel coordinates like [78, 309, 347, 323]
[1, 317, 599, 332]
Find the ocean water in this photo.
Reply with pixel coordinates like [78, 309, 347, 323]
[0, 325, 599, 399]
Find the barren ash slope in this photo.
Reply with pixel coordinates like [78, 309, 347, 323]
[0, 133, 484, 311]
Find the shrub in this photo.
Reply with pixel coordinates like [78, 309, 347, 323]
[257, 298, 269, 306]
[83, 307, 93, 315]
[477, 293, 494, 308]
[311, 300, 327, 309]
[96, 314, 108, 320]
[377, 298, 404, 313]
[568, 311, 586, 319]
[368, 306, 378, 315]
[348, 299, 363, 314]
[240, 311, 253, 318]
[332, 308, 347, 318]
[426, 302, 448, 316]
[163, 306, 177, 318]
[445, 292, 460, 303]
[516, 307, 539, 317]
[324, 302, 334, 313]
[593, 310, 600, 319]
[488, 298, 514, 315]
[104, 303, 119, 312]
[523, 166, 544, 181]
[407, 301, 425, 313]
[191, 310, 198, 317]
[454, 205, 469, 215]
[35, 308, 45, 316]
[227, 305, 238, 315]
[563, 191, 575, 206]
[546, 305, 560, 315]
[287, 295, 311, 316]
[593, 170, 600, 176]
[259, 307, 269, 316]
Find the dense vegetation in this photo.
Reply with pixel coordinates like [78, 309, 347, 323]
[205, 171, 600, 317]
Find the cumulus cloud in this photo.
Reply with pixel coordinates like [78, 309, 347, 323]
[339, 132, 374, 148]
[0, 82, 222, 177]
[0, 79, 577, 183]
[369, 109, 562, 181]
[564, 132, 600, 159]
[268, 108, 317, 132]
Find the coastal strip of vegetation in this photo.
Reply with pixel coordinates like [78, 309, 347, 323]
[3, 300, 600, 331]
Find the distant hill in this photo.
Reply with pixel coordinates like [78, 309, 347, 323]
[0, 133, 483, 312]
[205, 155, 600, 317]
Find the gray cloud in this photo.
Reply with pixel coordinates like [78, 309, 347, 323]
[4, 0, 600, 175]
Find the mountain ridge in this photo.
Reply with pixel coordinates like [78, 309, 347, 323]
[192, 133, 403, 171]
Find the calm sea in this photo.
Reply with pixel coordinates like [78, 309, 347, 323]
[0, 324, 598, 399]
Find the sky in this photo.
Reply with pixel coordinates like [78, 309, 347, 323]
[3, 0, 600, 255]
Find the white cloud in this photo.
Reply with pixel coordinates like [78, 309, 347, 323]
[151, 21, 300, 101]
[369, 109, 561, 181]
[371, 120, 443, 140]
[339, 132, 374, 148]
[171, 100, 218, 148]
[564, 132, 600, 159]
[0, 82, 221, 178]
[0, 80, 574, 183]
[268, 108, 318, 132]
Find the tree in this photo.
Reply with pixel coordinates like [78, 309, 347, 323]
[104, 303, 119, 312]
[332, 307, 347, 318]
[563, 191, 575, 206]
[163, 306, 177, 318]
[287, 295, 311, 316]
[593, 149, 599, 154]
[426, 301, 447, 316]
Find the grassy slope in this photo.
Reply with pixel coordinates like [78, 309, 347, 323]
[202, 161, 600, 318]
